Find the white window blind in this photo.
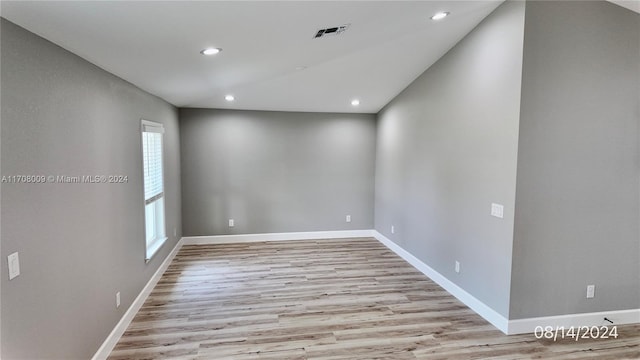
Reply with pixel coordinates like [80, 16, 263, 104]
[143, 131, 164, 203]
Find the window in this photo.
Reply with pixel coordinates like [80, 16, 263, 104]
[141, 120, 166, 261]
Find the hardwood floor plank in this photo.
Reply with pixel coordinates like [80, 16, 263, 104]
[109, 238, 640, 360]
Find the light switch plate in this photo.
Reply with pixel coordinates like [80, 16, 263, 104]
[491, 203, 504, 218]
[8, 252, 20, 280]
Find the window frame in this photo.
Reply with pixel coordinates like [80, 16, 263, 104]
[141, 119, 168, 262]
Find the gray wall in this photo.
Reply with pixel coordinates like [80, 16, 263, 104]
[374, 1, 525, 317]
[180, 108, 376, 236]
[510, 1, 640, 319]
[1, 19, 182, 359]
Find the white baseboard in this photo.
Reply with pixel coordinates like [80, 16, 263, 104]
[372, 231, 510, 334]
[91, 238, 185, 360]
[182, 229, 375, 245]
[371, 230, 640, 335]
[507, 308, 640, 334]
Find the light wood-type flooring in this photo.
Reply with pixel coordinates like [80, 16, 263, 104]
[109, 238, 640, 359]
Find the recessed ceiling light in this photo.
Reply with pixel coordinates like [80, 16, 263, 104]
[351, 99, 360, 106]
[200, 47, 222, 56]
[225, 95, 235, 101]
[431, 12, 449, 20]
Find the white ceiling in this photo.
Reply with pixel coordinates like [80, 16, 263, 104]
[3, 0, 635, 114]
[609, 0, 640, 13]
[1, 0, 510, 113]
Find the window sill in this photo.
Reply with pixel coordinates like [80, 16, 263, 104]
[145, 237, 168, 263]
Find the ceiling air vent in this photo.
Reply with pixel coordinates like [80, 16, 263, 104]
[314, 24, 350, 38]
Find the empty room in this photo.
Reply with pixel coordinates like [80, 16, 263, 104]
[1, 0, 639, 359]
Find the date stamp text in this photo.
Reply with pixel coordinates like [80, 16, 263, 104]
[534, 326, 618, 341]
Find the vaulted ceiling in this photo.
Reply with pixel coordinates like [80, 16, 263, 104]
[2, 1, 637, 113]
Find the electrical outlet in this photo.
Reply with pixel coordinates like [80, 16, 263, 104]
[346, 215, 351, 223]
[491, 203, 504, 218]
[455, 261, 460, 274]
[116, 291, 121, 308]
[173, 227, 177, 237]
[391, 225, 395, 234]
[586, 285, 595, 299]
[229, 219, 235, 227]
[8, 252, 20, 280]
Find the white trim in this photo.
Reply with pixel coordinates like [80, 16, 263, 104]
[372, 231, 510, 333]
[141, 119, 164, 133]
[371, 230, 640, 335]
[507, 309, 640, 335]
[182, 229, 375, 245]
[91, 238, 184, 360]
[145, 236, 168, 263]
[141, 118, 167, 263]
